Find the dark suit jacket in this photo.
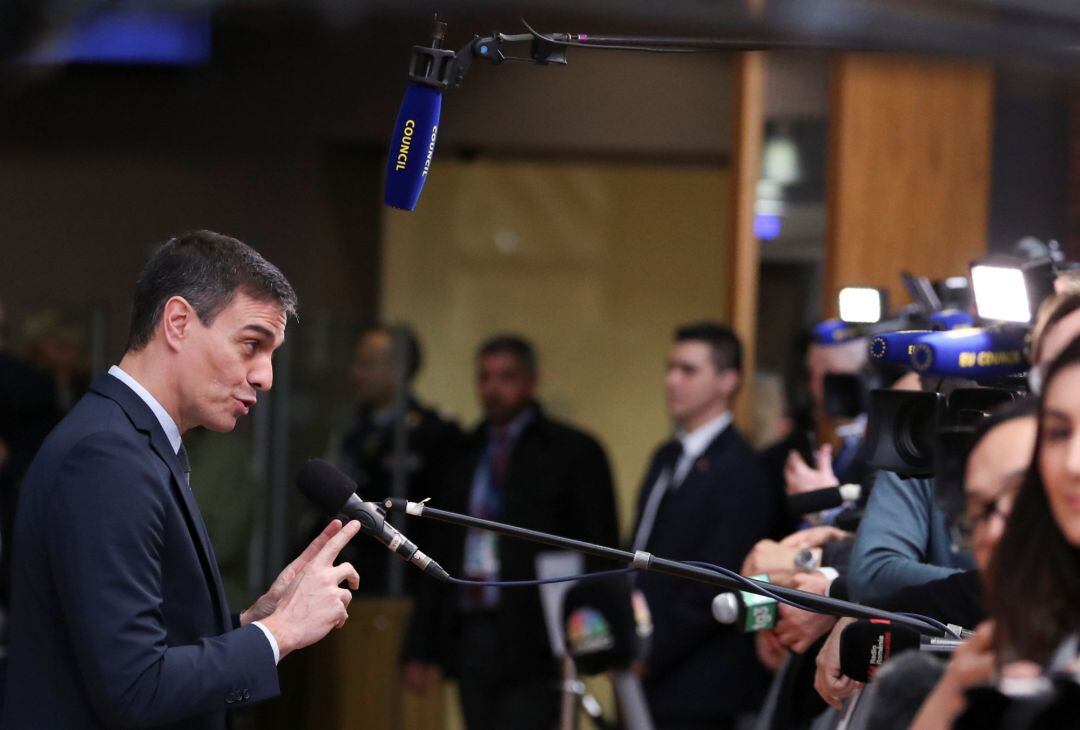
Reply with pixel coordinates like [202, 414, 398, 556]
[2, 374, 278, 729]
[404, 405, 619, 683]
[634, 424, 775, 723]
[338, 397, 461, 596]
[873, 568, 985, 629]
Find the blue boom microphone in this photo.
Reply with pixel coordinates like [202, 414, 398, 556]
[869, 330, 932, 366]
[385, 19, 449, 211]
[910, 327, 1028, 378]
[384, 83, 441, 211]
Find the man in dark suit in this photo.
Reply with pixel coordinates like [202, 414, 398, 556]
[337, 323, 460, 597]
[402, 334, 619, 730]
[2, 231, 362, 729]
[631, 322, 775, 729]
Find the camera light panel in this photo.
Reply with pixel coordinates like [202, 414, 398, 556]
[971, 265, 1031, 323]
[839, 287, 884, 324]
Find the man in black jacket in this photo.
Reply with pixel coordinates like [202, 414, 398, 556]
[337, 324, 460, 596]
[403, 334, 619, 730]
[631, 322, 775, 729]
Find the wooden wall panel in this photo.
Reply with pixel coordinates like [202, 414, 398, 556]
[729, 51, 765, 430]
[824, 54, 994, 314]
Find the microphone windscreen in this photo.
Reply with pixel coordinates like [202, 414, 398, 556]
[296, 458, 358, 513]
[839, 620, 920, 682]
[384, 83, 442, 211]
[562, 574, 641, 675]
[869, 330, 931, 367]
[910, 327, 1028, 378]
[786, 486, 844, 517]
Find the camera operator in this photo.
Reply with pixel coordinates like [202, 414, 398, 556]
[812, 398, 1037, 723]
[778, 321, 872, 503]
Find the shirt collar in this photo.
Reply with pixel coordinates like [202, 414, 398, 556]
[108, 365, 183, 454]
[677, 411, 732, 461]
[489, 406, 535, 443]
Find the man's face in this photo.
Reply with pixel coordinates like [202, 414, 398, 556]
[349, 330, 396, 408]
[665, 341, 732, 429]
[476, 352, 535, 426]
[177, 292, 286, 433]
[963, 416, 1036, 571]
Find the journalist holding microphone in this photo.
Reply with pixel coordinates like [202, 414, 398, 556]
[2, 231, 362, 729]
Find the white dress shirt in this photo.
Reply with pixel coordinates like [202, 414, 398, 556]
[107, 366, 280, 664]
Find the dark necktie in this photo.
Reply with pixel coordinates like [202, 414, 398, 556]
[176, 442, 192, 488]
[489, 426, 511, 488]
[632, 439, 683, 552]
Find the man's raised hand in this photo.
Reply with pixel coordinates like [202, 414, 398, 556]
[260, 519, 361, 659]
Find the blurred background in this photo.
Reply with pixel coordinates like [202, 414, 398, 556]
[1, 1, 1078, 727]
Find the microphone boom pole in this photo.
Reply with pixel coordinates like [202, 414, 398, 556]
[380, 497, 948, 637]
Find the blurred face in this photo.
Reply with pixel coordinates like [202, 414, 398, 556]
[477, 352, 535, 426]
[349, 330, 396, 408]
[1039, 363, 1080, 546]
[963, 416, 1036, 570]
[665, 341, 735, 431]
[177, 292, 285, 433]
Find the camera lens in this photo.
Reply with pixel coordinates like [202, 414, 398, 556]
[893, 396, 938, 466]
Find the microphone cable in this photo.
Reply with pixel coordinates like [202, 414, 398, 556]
[445, 566, 635, 588]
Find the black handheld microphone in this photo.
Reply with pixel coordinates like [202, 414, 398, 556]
[786, 483, 862, 517]
[839, 619, 965, 682]
[296, 459, 449, 581]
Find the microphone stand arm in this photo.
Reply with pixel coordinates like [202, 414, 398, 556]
[380, 497, 949, 637]
[404, 17, 814, 92]
[406, 28, 569, 92]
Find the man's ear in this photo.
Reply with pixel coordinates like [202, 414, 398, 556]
[719, 368, 741, 399]
[161, 296, 197, 352]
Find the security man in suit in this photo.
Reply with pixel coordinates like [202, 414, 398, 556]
[2, 231, 362, 729]
[631, 322, 775, 730]
[337, 323, 460, 596]
[403, 334, 619, 730]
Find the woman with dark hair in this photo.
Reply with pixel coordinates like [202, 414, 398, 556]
[988, 334, 1080, 666]
[911, 335, 1080, 728]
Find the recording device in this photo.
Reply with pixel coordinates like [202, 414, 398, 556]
[863, 386, 1016, 477]
[839, 619, 965, 682]
[384, 19, 833, 212]
[384, 19, 446, 211]
[562, 577, 655, 730]
[909, 326, 1029, 379]
[296, 459, 449, 580]
[786, 484, 862, 517]
[869, 329, 934, 368]
[562, 575, 649, 675]
[711, 575, 777, 632]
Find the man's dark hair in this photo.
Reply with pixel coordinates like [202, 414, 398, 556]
[126, 230, 298, 352]
[675, 321, 742, 374]
[361, 323, 423, 382]
[477, 334, 538, 376]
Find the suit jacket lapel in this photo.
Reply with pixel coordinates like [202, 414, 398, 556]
[90, 375, 232, 632]
[677, 425, 737, 494]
